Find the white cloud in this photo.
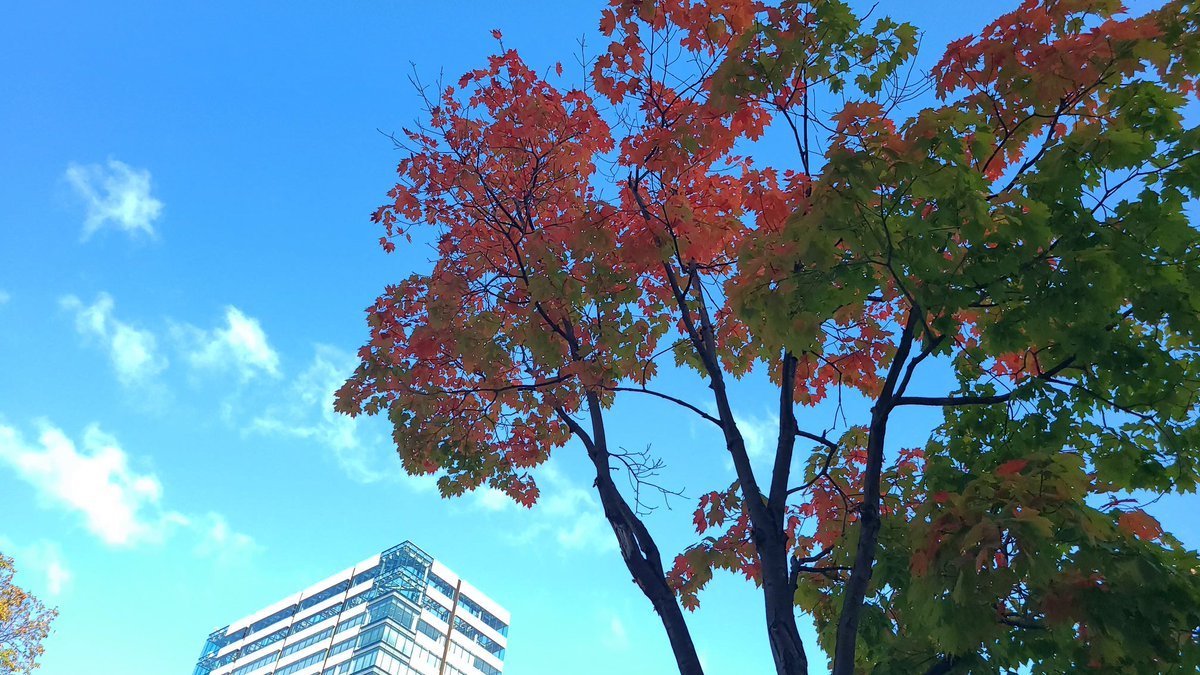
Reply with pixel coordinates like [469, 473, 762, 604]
[0, 538, 71, 597]
[602, 614, 630, 652]
[249, 344, 393, 483]
[736, 410, 779, 461]
[0, 421, 255, 558]
[184, 307, 280, 380]
[110, 324, 164, 384]
[509, 461, 616, 553]
[473, 487, 516, 513]
[61, 293, 167, 386]
[45, 554, 70, 596]
[0, 290, 10, 305]
[694, 402, 779, 470]
[0, 422, 177, 546]
[65, 159, 163, 239]
[194, 512, 261, 565]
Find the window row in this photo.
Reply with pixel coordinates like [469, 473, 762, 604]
[228, 649, 277, 675]
[454, 617, 505, 659]
[275, 648, 326, 675]
[426, 574, 508, 637]
[243, 566, 379, 640]
[357, 622, 415, 657]
[347, 647, 409, 675]
[474, 656, 502, 675]
[427, 574, 455, 599]
[367, 596, 418, 630]
[199, 649, 240, 673]
[420, 595, 504, 661]
[224, 590, 373, 669]
[455, 594, 508, 637]
[416, 620, 443, 643]
[329, 637, 355, 658]
[289, 603, 343, 640]
[335, 612, 366, 635]
[423, 596, 451, 623]
[330, 640, 443, 675]
[299, 580, 350, 612]
[446, 639, 474, 664]
[280, 627, 332, 658]
[238, 627, 290, 666]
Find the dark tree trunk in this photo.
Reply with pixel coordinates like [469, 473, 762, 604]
[830, 420, 886, 675]
[760, 538, 809, 674]
[653, 258, 810, 674]
[591, 458, 705, 675]
[760, 352, 809, 675]
[558, 398, 705, 675]
[831, 312, 918, 675]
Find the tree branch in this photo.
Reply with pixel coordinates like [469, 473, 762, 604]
[831, 307, 919, 675]
[607, 386, 722, 426]
[894, 355, 1076, 408]
[769, 352, 800, 513]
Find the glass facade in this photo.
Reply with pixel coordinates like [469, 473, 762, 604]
[193, 541, 508, 675]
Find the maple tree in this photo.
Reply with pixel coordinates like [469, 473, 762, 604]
[338, 0, 1200, 672]
[0, 553, 56, 674]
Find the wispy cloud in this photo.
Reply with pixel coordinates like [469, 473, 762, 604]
[736, 409, 779, 462]
[0, 422, 181, 546]
[0, 420, 256, 560]
[503, 460, 616, 554]
[0, 290, 10, 305]
[62, 298, 280, 384]
[180, 307, 280, 380]
[61, 293, 167, 386]
[602, 614, 630, 652]
[0, 538, 71, 597]
[65, 160, 163, 240]
[693, 401, 780, 472]
[193, 512, 261, 565]
[473, 487, 515, 513]
[249, 344, 395, 483]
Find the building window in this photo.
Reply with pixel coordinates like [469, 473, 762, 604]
[280, 627, 333, 657]
[274, 649, 326, 675]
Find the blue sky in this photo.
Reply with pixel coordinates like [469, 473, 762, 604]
[1, 2, 1195, 674]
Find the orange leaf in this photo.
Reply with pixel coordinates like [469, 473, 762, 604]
[996, 459, 1028, 477]
[1117, 510, 1164, 541]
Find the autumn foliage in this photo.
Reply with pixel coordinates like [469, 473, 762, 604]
[339, 1, 1200, 673]
[0, 553, 56, 674]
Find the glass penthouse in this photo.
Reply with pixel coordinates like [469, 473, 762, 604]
[193, 542, 509, 675]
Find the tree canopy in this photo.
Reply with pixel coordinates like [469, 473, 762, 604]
[338, 1, 1200, 672]
[0, 553, 56, 674]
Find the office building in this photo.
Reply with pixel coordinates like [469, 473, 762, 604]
[193, 541, 509, 675]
